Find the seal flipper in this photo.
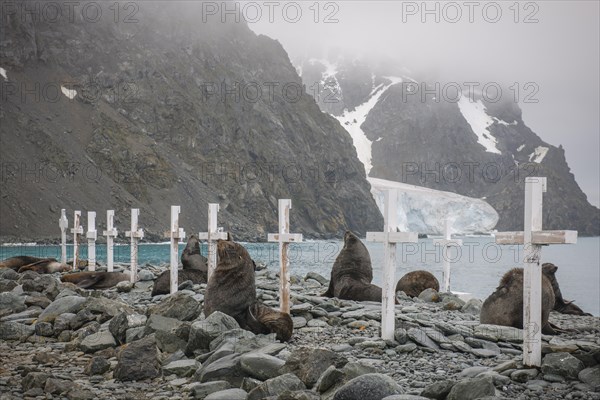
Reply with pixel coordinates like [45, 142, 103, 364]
[74, 273, 104, 289]
[247, 303, 293, 342]
[321, 280, 334, 297]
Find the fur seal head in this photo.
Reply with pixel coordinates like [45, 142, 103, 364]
[18, 259, 70, 274]
[181, 235, 208, 270]
[542, 262, 591, 316]
[395, 270, 440, 297]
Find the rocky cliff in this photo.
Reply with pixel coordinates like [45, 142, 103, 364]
[0, 2, 383, 243]
[299, 58, 599, 236]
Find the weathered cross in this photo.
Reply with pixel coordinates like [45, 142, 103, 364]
[267, 199, 303, 314]
[70, 211, 83, 271]
[198, 203, 228, 281]
[59, 209, 68, 264]
[495, 177, 577, 367]
[164, 206, 186, 294]
[125, 209, 144, 283]
[367, 189, 418, 340]
[433, 219, 463, 293]
[103, 210, 118, 272]
[86, 211, 97, 271]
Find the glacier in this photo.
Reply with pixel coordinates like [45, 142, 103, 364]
[368, 177, 499, 235]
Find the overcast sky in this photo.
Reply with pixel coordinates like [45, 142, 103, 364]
[247, 0, 599, 207]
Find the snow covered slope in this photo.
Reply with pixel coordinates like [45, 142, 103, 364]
[368, 177, 499, 235]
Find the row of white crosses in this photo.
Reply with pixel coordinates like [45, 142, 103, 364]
[369, 177, 576, 368]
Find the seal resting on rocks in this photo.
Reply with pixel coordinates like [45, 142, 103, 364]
[61, 271, 130, 289]
[181, 235, 208, 271]
[322, 231, 384, 302]
[542, 263, 592, 316]
[151, 269, 207, 296]
[480, 267, 557, 334]
[395, 270, 440, 297]
[17, 259, 70, 274]
[0, 256, 66, 272]
[204, 239, 293, 342]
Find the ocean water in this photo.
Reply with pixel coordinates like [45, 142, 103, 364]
[2, 237, 598, 316]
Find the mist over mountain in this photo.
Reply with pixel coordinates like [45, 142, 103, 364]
[0, 1, 383, 243]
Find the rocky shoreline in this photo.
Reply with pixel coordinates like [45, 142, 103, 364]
[0, 264, 599, 400]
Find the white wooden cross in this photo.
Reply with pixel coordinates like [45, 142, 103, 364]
[103, 210, 118, 272]
[70, 211, 83, 271]
[433, 219, 462, 293]
[267, 199, 303, 314]
[86, 211, 97, 271]
[59, 209, 68, 264]
[164, 206, 186, 294]
[495, 177, 577, 367]
[125, 208, 144, 283]
[198, 203, 228, 282]
[367, 189, 418, 340]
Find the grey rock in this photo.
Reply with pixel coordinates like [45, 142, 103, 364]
[407, 328, 440, 350]
[0, 292, 26, 316]
[138, 269, 155, 281]
[53, 312, 76, 332]
[44, 378, 72, 395]
[282, 346, 348, 388]
[510, 369, 539, 383]
[474, 324, 522, 343]
[114, 335, 160, 381]
[0, 268, 19, 280]
[209, 328, 257, 352]
[148, 291, 201, 321]
[83, 296, 133, 319]
[461, 298, 483, 314]
[395, 343, 417, 353]
[247, 373, 306, 400]
[0, 279, 18, 292]
[196, 353, 246, 386]
[126, 326, 145, 343]
[418, 288, 440, 303]
[240, 352, 285, 380]
[333, 373, 402, 400]
[145, 314, 184, 336]
[22, 372, 49, 391]
[109, 311, 147, 344]
[420, 380, 455, 399]
[0, 321, 34, 340]
[34, 321, 54, 336]
[459, 366, 490, 378]
[190, 381, 233, 399]
[116, 281, 133, 292]
[24, 295, 51, 308]
[205, 388, 248, 400]
[315, 365, 344, 393]
[541, 352, 585, 380]
[38, 296, 86, 323]
[578, 365, 600, 386]
[162, 359, 200, 377]
[304, 272, 329, 285]
[383, 396, 430, 400]
[446, 376, 495, 400]
[394, 328, 408, 344]
[341, 362, 379, 380]
[84, 356, 111, 375]
[80, 330, 117, 353]
[186, 311, 239, 354]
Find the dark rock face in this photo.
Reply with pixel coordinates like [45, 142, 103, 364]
[0, 1, 382, 243]
[361, 84, 599, 236]
[114, 335, 160, 381]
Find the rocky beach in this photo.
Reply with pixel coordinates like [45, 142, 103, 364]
[0, 263, 599, 400]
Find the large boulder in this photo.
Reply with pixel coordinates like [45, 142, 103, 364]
[247, 373, 306, 400]
[541, 352, 585, 380]
[240, 352, 286, 380]
[109, 312, 147, 345]
[0, 292, 26, 316]
[446, 376, 495, 400]
[282, 347, 348, 388]
[114, 335, 160, 381]
[186, 311, 239, 355]
[38, 296, 86, 323]
[147, 291, 201, 321]
[333, 373, 402, 400]
[79, 331, 117, 353]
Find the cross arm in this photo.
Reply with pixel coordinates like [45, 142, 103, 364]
[267, 233, 303, 243]
[198, 232, 229, 241]
[366, 232, 418, 243]
[495, 230, 577, 245]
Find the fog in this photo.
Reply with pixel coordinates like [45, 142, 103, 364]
[245, 0, 599, 207]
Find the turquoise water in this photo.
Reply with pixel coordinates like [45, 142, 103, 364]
[2, 237, 598, 316]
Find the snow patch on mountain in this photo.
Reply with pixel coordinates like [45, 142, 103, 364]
[368, 177, 499, 235]
[529, 146, 549, 163]
[517, 144, 526, 152]
[0, 67, 7, 80]
[457, 95, 502, 154]
[61, 86, 77, 99]
[336, 77, 402, 174]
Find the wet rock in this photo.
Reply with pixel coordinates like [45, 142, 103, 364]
[247, 373, 306, 400]
[541, 352, 585, 380]
[114, 335, 160, 381]
[148, 291, 201, 321]
[333, 373, 402, 400]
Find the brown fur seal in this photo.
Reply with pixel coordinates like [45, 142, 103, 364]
[395, 270, 440, 297]
[67, 260, 100, 270]
[151, 269, 207, 296]
[0, 256, 62, 272]
[204, 239, 293, 342]
[181, 235, 208, 271]
[480, 267, 557, 334]
[542, 263, 592, 316]
[61, 271, 130, 289]
[18, 259, 70, 274]
[322, 231, 384, 302]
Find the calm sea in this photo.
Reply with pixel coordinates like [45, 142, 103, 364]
[2, 237, 598, 316]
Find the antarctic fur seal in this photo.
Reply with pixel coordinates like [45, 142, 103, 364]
[1, 256, 63, 272]
[204, 239, 293, 342]
[17, 259, 70, 274]
[480, 267, 557, 334]
[395, 270, 440, 297]
[181, 235, 208, 271]
[61, 271, 130, 289]
[322, 231, 384, 302]
[151, 269, 207, 296]
[542, 263, 592, 316]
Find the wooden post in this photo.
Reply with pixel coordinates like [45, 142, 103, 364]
[267, 199, 303, 314]
[125, 209, 144, 283]
[59, 209, 68, 264]
[367, 189, 418, 340]
[433, 219, 463, 293]
[70, 211, 83, 271]
[495, 177, 577, 367]
[86, 211, 97, 271]
[198, 204, 228, 282]
[164, 206, 186, 294]
[103, 210, 118, 272]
